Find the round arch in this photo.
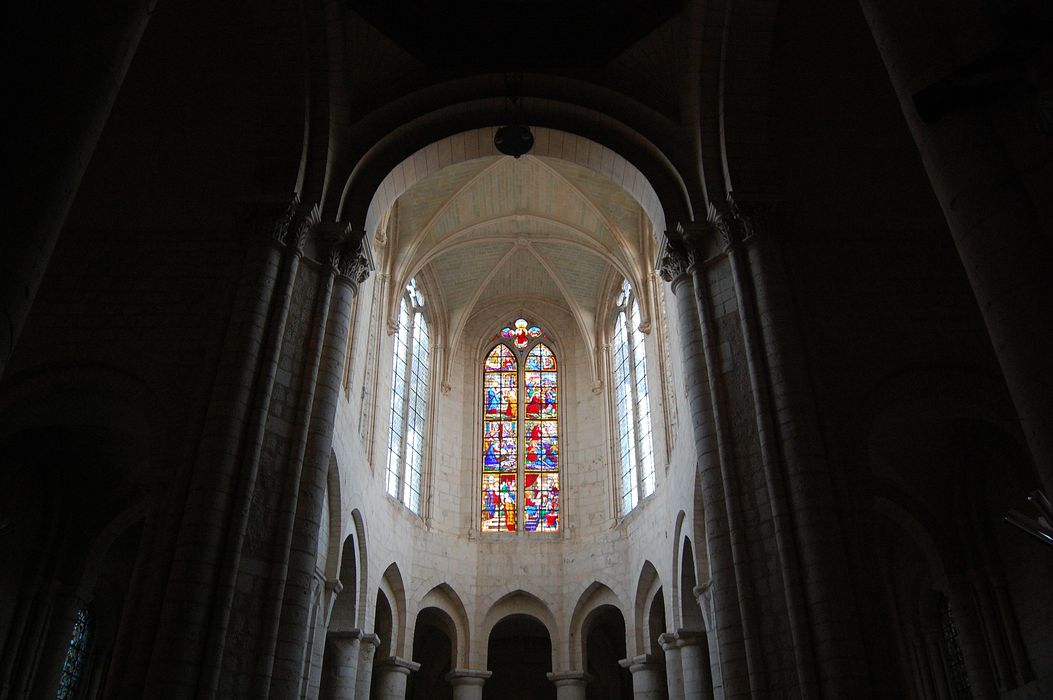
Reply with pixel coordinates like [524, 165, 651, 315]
[340, 125, 689, 243]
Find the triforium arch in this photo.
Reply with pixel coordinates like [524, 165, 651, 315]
[414, 583, 471, 669]
[632, 560, 665, 657]
[480, 590, 561, 671]
[568, 581, 626, 671]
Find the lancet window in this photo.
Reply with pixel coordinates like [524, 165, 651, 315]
[385, 278, 429, 512]
[481, 319, 560, 533]
[612, 280, 655, 514]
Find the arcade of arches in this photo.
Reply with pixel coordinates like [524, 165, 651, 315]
[4, 0, 1053, 698]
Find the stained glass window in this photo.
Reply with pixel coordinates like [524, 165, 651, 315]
[481, 324, 560, 533]
[612, 280, 655, 514]
[57, 605, 93, 699]
[386, 278, 429, 513]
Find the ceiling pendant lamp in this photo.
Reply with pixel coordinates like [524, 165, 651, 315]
[495, 74, 534, 158]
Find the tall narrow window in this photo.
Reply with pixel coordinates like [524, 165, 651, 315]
[612, 280, 655, 514]
[481, 320, 560, 533]
[57, 605, 93, 699]
[386, 278, 429, 512]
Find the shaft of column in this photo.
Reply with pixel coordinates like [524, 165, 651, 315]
[446, 669, 491, 700]
[321, 629, 362, 700]
[659, 632, 686, 700]
[676, 630, 713, 700]
[371, 656, 420, 700]
[619, 655, 664, 700]
[355, 634, 380, 699]
[547, 671, 590, 700]
[859, 0, 1053, 495]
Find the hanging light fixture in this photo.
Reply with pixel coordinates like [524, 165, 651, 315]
[495, 74, 533, 158]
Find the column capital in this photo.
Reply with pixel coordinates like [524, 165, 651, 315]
[618, 653, 662, 673]
[693, 581, 717, 633]
[446, 668, 492, 687]
[674, 628, 707, 649]
[359, 632, 381, 649]
[657, 631, 680, 651]
[330, 227, 374, 290]
[546, 670, 591, 686]
[327, 628, 364, 642]
[657, 234, 694, 285]
[374, 655, 421, 674]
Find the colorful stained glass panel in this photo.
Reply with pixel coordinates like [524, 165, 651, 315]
[481, 473, 517, 532]
[501, 318, 542, 350]
[524, 472, 559, 532]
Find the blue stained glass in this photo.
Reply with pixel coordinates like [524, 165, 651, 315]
[57, 606, 92, 700]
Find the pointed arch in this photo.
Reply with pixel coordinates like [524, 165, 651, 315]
[378, 562, 409, 658]
[633, 560, 663, 655]
[568, 581, 625, 670]
[417, 583, 471, 668]
[481, 589, 561, 670]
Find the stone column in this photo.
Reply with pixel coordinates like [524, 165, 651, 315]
[676, 630, 712, 700]
[269, 231, 374, 697]
[355, 633, 380, 700]
[619, 654, 664, 700]
[446, 669, 491, 700]
[322, 629, 362, 700]
[660, 232, 757, 697]
[371, 656, 420, 700]
[658, 633, 685, 700]
[547, 670, 590, 700]
[859, 0, 1053, 495]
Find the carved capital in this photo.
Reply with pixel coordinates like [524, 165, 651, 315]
[715, 195, 782, 248]
[657, 240, 690, 282]
[292, 203, 321, 256]
[271, 193, 301, 245]
[334, 229, 374, 289]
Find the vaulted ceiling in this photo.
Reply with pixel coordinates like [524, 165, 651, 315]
[379, 153, 656, 364]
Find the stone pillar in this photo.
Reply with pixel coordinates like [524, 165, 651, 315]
[355, 633, 380, 700]
[371, 656, 420, 700]
[3, 0, 155, 379]
[446, 669, 491, 700]
[859, 0, 1053, 495]
[658, 633, 685, 700]
[269, 231, 374, 697]
[619, 654, 664, 700]
[676, 630, 712, 700]
[547, 670, 590, 700]
[322, 629, 362, 700]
